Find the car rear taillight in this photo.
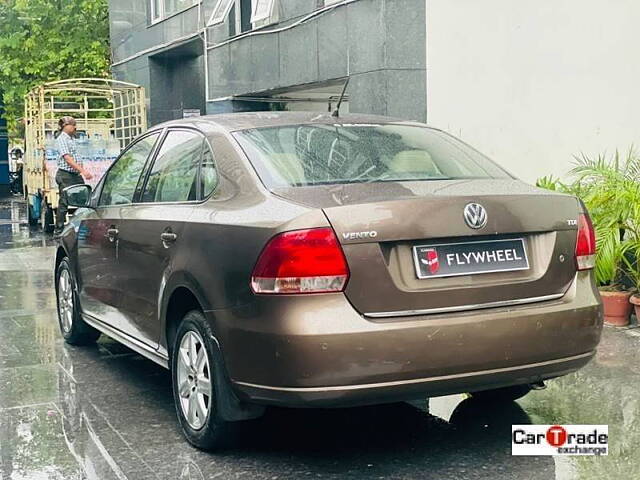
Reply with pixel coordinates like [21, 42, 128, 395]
[250, 228, 350, 294]
[575, 213, 596, 270]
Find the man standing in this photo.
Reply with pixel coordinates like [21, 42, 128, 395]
[55, 116, 93, 234]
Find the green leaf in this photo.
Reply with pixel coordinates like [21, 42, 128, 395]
[0, 0, 110, 135]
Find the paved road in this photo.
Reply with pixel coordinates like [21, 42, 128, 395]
[0, 197, 638, 480]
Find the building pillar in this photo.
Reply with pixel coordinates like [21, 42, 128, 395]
[0, 94, 9, 197]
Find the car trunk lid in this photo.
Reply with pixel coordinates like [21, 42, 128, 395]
[272, 179, 581, 317]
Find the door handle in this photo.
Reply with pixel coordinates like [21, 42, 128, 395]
[160, 232, 178, 244]
[106, 227, 119, 242]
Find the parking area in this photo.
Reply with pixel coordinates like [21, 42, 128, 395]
[0, 196, 638, 480]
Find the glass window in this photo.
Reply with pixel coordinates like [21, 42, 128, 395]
[200, 144, 218, 199]
[251, 0, 277, 27]
[251, 0, 272, 22]
[240, 0, 251, 32]
[99, 134, 159, 206]
[151, 0, 196, 22]
[142, 130, 203, 203]
[208, 0, 256, 31]
[151, 0, 161, 20]
[164, 0, 195, 16]
[233, 124, 512, 189]
[228, 3, 236, 36]
[208, 0, 234, 25]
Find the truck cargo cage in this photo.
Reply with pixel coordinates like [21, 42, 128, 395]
[24, 78, 147, 232]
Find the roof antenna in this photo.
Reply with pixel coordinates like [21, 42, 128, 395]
[331, 77, 350, 117]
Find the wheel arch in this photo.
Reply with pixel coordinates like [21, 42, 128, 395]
[58, 249, 262, 420]
[54, 245, 69, 289]
[162, 283, 265, 422]
[160, 272, 212, 355]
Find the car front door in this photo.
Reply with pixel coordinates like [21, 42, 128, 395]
[115, 128, 210, 350]
[76, 132, 161, 338]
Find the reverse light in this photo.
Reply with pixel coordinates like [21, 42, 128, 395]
[250, 228, 350, 294]
[575, 213, 596, 270]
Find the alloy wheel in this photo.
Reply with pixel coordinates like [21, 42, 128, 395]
[58, 269, 74, 333]
[176, 330, 212, 430]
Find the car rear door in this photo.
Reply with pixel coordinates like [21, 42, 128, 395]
[76, 132, 161, 337]
[115, 128, 211, 349]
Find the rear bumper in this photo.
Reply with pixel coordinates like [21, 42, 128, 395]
[232, 351, 594, 407]
[209, 271, 602, 408]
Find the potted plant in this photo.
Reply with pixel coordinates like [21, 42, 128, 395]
[622, 238, 640, 324]
[590, 235, 632, 326]
[570, 150, 640, 326]
[538, 149, 640, 325]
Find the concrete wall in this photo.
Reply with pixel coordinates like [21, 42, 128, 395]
[110, 0, 206, 123]
[205, 0, 427, 121]
[109, 0, 202, 64]
[426, 0, 640, 184]
[108, 0, 427, 125]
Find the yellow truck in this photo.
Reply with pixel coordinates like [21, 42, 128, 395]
[24, 78, 146, 232]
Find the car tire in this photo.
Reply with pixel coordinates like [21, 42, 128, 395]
[56, 258, 100, 345]
[470, 384, 533, 402]
[171, 311, 237, 450]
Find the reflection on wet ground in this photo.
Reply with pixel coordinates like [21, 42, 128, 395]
[0, 196, 638, 479]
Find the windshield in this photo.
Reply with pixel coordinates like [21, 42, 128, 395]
[233, 124, 511, 188]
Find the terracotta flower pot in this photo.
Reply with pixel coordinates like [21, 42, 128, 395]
[599, 290, 632, 326]
[629, 294, 640, 324]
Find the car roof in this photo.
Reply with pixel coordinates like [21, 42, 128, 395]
[148, 111, 429, 133]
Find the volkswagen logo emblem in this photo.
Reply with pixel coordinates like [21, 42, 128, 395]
[463, 203, 487, 229]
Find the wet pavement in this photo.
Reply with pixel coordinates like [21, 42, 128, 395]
[0, 196, 638, 480]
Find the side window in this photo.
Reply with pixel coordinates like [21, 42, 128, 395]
[141, 130, 202, 203]
[200, 143, 218, 199]
[99, 134, 159, 206]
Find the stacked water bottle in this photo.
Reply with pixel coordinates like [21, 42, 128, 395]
[45, 134, 120, 188]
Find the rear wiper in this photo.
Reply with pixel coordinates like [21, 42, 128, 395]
[371, 177, 454, 183]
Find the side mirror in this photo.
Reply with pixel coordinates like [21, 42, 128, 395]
[63, 184, 93, 208]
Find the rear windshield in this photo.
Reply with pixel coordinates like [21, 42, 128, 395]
[232, 124, 511, 188]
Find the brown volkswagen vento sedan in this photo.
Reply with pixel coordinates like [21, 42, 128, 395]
[56, 112, 603, 449]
